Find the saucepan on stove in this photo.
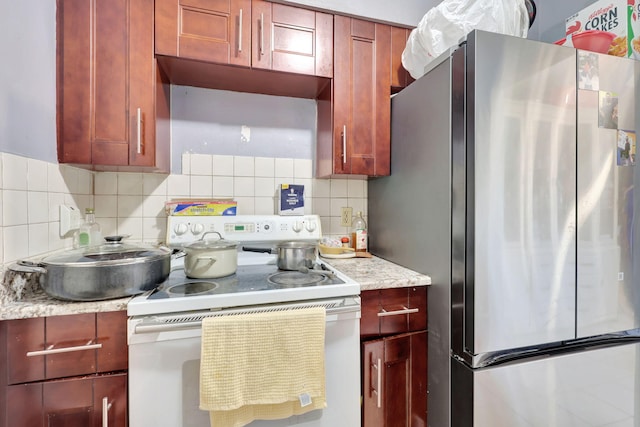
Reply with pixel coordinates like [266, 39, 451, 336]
[242, 241, 317, 271]
[180, 232, 239, 279]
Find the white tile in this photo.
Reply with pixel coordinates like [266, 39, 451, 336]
[319, 216, 331, 238]
[255, 157, 275, 177]
[73, 196, 94, 214]
[0, 191, 3, 227]
[99, 218, 118, 239]
[61, 166, 81, 194]
[27, 159, 49, 192]
[234, 197, 255, 215]
[255, 197, 275, 215]
[274, 158, 294, 178]
[95, 172, 119, 195]
[118, 217, 144, 241]
[47, 193, 64, 222]
[117, 195, 144, 218]
[303, 199, 313, 215]
[213, 155, 234, 176]
[2, 153, 28, 190]
[142, 195, 168, 218]
[347, 178, 366, 198]
[234, 156, 255, 177]
[191, 154, 213, 175]
[330, 179, 348, 198]
[28, 223, 49, 257]
[48, 222, 66, 252]
[3, 190, 28, 226]
[212, 176, 234, 198]
[255, 177, 276, 197]
[27, 192, 49, 224]
[77, 169, 94, 195]
[62, 194, 80, 211]
[312, 179, 331, 198]
[0, 228, 3, 264]
[143, 174, 168, 196]
[349, 198, 366, 217]
[312, 198, 332, 216]
[234, 177, 255, 197]
[0, 154, 3, 189]
[142, 217, 167, 244]
[47, 163, 69, 193]
[293, 178, 313, 198]
[4, 225, 29, 263]
[190, 176, 213, 197]
[330, 197, 349, 218]
[182, 153, 191, 175]
[293, 159, 313, 179]
[118, 173, 144, 195]
[95, 195, 118, 218]
[167, 174, 191, 198]
[329, 216, 350, 237]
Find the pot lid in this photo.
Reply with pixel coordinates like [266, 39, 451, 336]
[41, 239, 171, 266]
[186, 231, 238, 250]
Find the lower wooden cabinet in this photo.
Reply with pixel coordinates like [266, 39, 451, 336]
[6, 373, 127, 427]
[361, 287, 428, 427]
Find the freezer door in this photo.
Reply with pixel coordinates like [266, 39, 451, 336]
[576, 52, 640, 338]
[463, 31, 577, 358]
[452, 342, 640, 427]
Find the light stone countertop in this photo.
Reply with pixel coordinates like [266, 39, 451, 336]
[0, 255, 429, 320]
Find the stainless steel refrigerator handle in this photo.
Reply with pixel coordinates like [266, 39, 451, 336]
[342, 125, 347, 163]
[102, 397, 112, 427]
[238, 9, 243, 52]
[377, 306, 419, 317]
[26, 341, 103, 357]
[260, 13, 264, 55]
[136, 107, 142, 154]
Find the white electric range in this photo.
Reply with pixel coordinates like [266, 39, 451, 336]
[127, 214, 362, 427]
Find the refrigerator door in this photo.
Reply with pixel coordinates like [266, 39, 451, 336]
[576, 51, 640, 338]
[452, 342, 640, 426]
[461, 32, 578, 361]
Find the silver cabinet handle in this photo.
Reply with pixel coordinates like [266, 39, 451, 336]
[377, 306, 419, 317]
[342, 125, 347, 163]
[372, 357, 382, 408]
[238, 9, 243, 52]
[260, 13, 265, 55]
[102, 397, 112, 427]
[136, 107, 142, 154]
[26, 341, 102, 357]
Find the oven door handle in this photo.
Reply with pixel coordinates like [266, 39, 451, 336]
[133, 304, 360, 334]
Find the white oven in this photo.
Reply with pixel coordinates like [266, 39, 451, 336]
[127, 215, 361, 427]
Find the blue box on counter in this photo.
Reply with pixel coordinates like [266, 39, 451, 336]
[278, 184, 304, 215]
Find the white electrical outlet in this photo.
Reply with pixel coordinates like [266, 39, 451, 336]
[59, 205, 82, 237]
[341, 207, 353, 227]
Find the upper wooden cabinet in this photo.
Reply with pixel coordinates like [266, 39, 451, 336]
[57, 0, 170, 172]
[316, 16, 391, 177]
[391, 26, 414, 90]
[155, 0, 333, 78]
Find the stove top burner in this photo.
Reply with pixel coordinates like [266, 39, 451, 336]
[268, 271, 328, 286]
[166, 281, 219, 296]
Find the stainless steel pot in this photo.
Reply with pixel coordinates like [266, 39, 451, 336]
[182, 232, 239, 279]
[18, 237, 171, 301]
[243, 241, 317, 271]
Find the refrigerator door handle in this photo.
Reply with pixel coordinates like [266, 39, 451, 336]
[378, 306, 419, 317]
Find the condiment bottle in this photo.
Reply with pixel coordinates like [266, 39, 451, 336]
[351, 211, 368, 252]
[77, 208, 102, 247]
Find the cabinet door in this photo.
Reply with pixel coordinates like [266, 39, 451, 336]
[361, 287, 428, 339]
[362, 331, 428, 427]
[57, 0, 165, 170]
[391, 26, 414, 90]
[252, 0, 333, 77]
[156, 0, 251, 67]
[329, 16, 391, 176]
[93, 374, 128, 427]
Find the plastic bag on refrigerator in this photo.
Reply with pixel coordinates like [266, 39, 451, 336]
[402, 0, 531, 79]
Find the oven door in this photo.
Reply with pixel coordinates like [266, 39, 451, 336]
[128, 298, 361, 427]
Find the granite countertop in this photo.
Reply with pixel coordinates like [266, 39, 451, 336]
[1, 255, 430, 320]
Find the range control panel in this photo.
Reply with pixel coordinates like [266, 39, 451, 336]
[166, 214, 322, 246]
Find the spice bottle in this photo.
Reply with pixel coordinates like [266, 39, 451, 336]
[351, 211, 368, 252]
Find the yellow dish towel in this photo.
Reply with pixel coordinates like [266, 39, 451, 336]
[199, 306, 327, 427]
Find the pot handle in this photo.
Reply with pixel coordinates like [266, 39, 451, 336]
[194, 255, 217, 266]
[15, 260, 47, 274]
[242, 246, 274, 254]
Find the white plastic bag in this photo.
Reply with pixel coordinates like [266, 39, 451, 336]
[402, 0, 530, 79]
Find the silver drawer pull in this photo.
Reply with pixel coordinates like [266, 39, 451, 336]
[26, 341, 102, 357]
[102, 396, 112, 427]
[372, 357, 382, 408]
[238, 9, 243, 52]
[377, 306, 419, 317]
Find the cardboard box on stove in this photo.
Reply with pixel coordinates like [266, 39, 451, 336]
[564, 0, 640, 58]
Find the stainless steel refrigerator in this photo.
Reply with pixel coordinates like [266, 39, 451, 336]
[368, 30, 640, 427]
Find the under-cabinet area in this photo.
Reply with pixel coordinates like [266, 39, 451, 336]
[0, 311, 128, 427]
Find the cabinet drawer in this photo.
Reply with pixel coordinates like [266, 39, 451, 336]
[4, 311, 127, 385]
[361, 287, 427, 339]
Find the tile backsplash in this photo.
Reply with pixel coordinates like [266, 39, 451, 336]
[0, 152, 367, 266]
